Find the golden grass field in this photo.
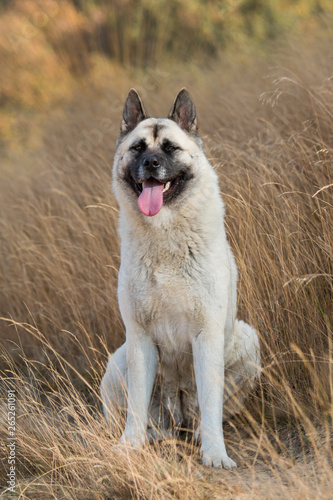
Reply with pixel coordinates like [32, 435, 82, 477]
[0, 5, 333, 497]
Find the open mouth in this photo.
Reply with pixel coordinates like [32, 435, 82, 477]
[134, 176, 182, 217]
[135, 177, 180, 199]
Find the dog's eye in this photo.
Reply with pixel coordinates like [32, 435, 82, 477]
[131, 142, 146, 153]
[164, 144, 178, 153]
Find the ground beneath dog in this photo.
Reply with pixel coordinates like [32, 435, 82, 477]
[204, 458, 333, 499]
[191, 422, 333, 499]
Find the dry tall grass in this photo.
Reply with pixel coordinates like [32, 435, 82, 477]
[1, 35, 333, 498]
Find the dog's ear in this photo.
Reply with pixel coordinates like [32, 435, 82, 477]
[168, 88, 198, 134]
[121, 89, 148, 135]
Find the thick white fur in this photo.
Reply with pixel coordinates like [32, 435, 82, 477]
[101, 118, 261, 468]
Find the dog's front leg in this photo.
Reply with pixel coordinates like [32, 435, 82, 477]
[120, 327, 158, 449]
[192, 329, 237, 469]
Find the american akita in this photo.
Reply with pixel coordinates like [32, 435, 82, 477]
[101, 88, 260, 468]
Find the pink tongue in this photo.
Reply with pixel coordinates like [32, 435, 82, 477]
[138, 179, 164, 216]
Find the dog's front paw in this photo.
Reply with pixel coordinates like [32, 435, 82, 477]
[200, 442, 237, 469]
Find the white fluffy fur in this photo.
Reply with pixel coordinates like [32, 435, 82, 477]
[101, 116, 261, 468]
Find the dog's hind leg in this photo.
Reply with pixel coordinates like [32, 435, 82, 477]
[100, 342, 128, 429]
[223, 320, 261, 421]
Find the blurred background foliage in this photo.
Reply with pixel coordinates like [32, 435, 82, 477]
[0, 0, 332, 156]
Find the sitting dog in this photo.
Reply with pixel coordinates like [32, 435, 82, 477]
[101, 88, 260, 468]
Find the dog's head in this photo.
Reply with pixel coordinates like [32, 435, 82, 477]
[113, 88, 207, 217]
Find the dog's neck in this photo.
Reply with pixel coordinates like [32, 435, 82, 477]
[118, 186, 226, 267]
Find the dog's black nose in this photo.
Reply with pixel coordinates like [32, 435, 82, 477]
[142, 156, 160, 169]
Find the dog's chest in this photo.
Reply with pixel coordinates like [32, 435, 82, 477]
[119, 224, 224, 357]
[133, 261, 205, 341]
[148, 273, 197, 381]
[138, 260, 203, 317]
